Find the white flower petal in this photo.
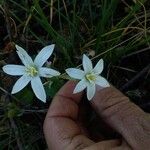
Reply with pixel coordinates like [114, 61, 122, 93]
[95, 76, 110, 87]
[34, 44, 55, 67]
[87, 84, 96, 100]
[66, 68, 85, 79]
[31, 76, 46, 102]
[39, 67, 60, 78]
[3, 65, 25, 76]
[83, 54, 93, 73]
[16, 45, 33, 66]
[93, 59, 104, 74]
[12, 75, 31, 94]
[73, 79, 87, 94]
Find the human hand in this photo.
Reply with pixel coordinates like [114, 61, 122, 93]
[43, 81, 150, 150]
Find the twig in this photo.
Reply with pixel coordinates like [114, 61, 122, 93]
[3, 91, 23, 150]
[120, 64, 150, 91]
[50, 0, 53, 24]
[9, 118, 23, 150]
[122, 47, 150, 58]
[91, 32, 143, 61]
[23, 109, 48, 113]
[0, 3, 13, 41]
[0, 86, 19, 101]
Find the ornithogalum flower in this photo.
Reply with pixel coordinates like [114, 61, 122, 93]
[66, 54, 110, 100]
[3, 44, 60, 102]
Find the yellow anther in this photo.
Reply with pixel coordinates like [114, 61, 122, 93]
[26, 66, 38, 77]
[85, 73, 96, 83]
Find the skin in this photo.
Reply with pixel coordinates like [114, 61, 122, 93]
[43, 81, 150, 150]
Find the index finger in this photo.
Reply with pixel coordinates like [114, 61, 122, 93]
[91, 86, 150, 149]
[43, 81, 94, 150]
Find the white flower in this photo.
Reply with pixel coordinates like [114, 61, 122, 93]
[2, 44, 60, 102]
[66, 54, 110, 100]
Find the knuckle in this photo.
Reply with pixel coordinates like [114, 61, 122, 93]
[100, 95, 130, 118]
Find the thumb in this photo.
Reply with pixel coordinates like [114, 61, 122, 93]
[90, 86, 150, 150]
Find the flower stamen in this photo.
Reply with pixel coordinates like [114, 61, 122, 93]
[85, 73, 96, 83]
[26, 66, 38, 77]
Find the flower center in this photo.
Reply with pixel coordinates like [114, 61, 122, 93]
[26, 66, 38, 77]
[85, 73, 96, 83]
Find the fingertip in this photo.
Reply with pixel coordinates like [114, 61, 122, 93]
[56, 81, 83, 103]
[46, 81, 83, 119]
